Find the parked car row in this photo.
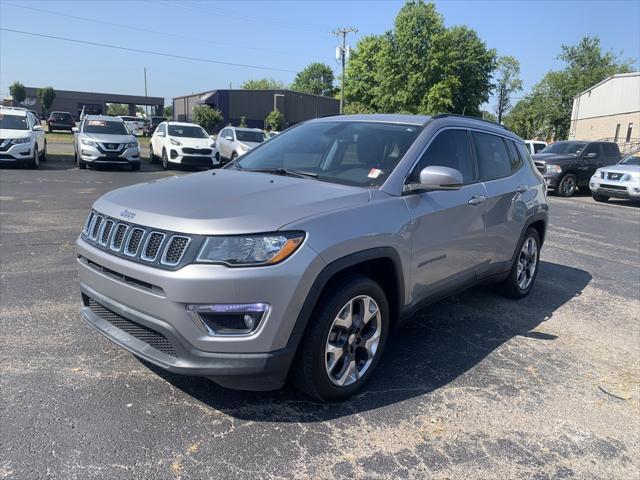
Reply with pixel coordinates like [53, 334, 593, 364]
[0, 106, 47, 168]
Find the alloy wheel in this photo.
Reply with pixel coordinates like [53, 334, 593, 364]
[517, 236, 538, 290]
[325, 295, 381, 387]
[562, 176, 576, 195]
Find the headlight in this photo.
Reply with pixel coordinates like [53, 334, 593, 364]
[546, 164, 562, 174]
[170, 137, 182, 146]
[11, 137, 31, 145]
[81, 139, 97, 146]
[125, 142, 138, 149]
[597, 171, 605, 179]
[240, 144, 250, 152]
[196, 232, 305, 266]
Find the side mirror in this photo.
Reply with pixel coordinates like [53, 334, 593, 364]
[225, 136, 233, 141]
[157, 131, 165, 137]
[33, 125, 43, 131]
[404, 166, 464, 193]
[585, 152, 599, 158]
[72, 127, 79, 133]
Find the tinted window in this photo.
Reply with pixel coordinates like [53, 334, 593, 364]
[410, 129, 474, 183]
[583, 143, 601, 157]
[472, 132, 512, 179]
[533, 143, 546, 153]
[236, 130, 265, 143]
[602, 143, 618, 156]
[541, 141, 586, 155]
[0, 114, 29, 130]
[235, 121, 420, 188]
[83, 120, 129, 135]
[168, 125, 208, 138]
[506, 140, 523, 172]
[221, 129, 231, 139]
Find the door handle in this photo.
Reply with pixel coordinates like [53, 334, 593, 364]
[515, 185, 529, 194]
[468, 195, 486, 206]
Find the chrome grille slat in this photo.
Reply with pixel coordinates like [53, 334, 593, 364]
[161, 236, 191, 266]
[99, 219, 115, 246]
[124, 227, 145, 257]
[110, 224, 128, 251]
[141, 232, 165, 262]
[90, 215, 104, 240]
[83, 211, 95, 235]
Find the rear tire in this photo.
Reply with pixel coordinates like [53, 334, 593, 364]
[149, 145, 158, 163]
[592, 193, 609, 203]
[290, 275, 389, 402]
[76, 151, 87, 169]
[557, 173, 577, 197]
[497, 228, 541, 299]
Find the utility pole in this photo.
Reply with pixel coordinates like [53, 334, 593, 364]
[333, 27, 357, 114]
[143, 67, 148, 117]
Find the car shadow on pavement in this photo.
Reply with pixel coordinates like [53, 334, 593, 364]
[145, 260, 592, 421]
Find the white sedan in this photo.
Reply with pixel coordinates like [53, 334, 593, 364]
[150, 121, 219, 170]
[589, 153, 640, 202]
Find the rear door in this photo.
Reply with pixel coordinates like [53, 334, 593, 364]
[405, 128, 489, 301]
[471, 131, 526, 277]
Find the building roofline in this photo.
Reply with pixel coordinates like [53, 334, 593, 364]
[574, 72, 640, 99]
[24, 86, 163, 102]
[172, 88, 339, 101]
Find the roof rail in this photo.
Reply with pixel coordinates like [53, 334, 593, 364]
[1, 106, 28, 112]
[431, 113, 510, 131]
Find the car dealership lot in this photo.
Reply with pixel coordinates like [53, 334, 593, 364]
[1, 159, 638, 479]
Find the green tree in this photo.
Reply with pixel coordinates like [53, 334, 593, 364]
[37, 87, 56, 117]
[480, 110, 498, 123]
[345, 1, 496, 116]
[192, 105, 223, 133]
[106, 103, 128, 116]
[290, 62, 337, 97]
[504, 36, 632, 140]
[163, 105, 173, 119]
[9, 81, 26, 105]
[265, 110, 283, 131]
[239, 116, 247, 128]
[241, 78, 286, 90]
[494, 56, 523, 123]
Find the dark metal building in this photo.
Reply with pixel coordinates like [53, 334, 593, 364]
[172, 89, 340, 130]
[14, 87, 164, 120]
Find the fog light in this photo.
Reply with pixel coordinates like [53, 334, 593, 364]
[81, 149, 92, 156]
[170, 149, 178, 159]
[186, 303, 269, 336]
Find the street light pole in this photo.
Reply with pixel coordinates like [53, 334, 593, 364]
[333, 27, 357, 114]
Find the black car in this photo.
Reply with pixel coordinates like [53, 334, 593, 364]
[532, 141, 621, 197]
[47, 111, 75, 132]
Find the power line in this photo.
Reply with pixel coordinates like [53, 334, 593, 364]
[156, 0, 332, 33]
[0, 28, 298, 73]
[2, 2, 311, 58]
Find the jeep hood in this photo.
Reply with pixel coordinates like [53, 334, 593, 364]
[92, 169, 370, 235]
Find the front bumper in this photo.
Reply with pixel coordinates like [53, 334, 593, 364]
[0, 140, 34, 162]
[590, 177, 640, 199]
[168, 148, 219, 167]
[542, 172, 561, 189]
[80, 144, 140, 164]
[76, 237, 324, 389]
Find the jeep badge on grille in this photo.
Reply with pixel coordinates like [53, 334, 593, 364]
[120, 209, 136, 220]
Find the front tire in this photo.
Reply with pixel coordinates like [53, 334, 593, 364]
[40, 141, 47, 161]
[592, 193, 609, 203]
[162, 149, 170, 170]
[557, 173, 577, 197]
[76, 151, 87, 169]
[290, 275, 389, 402]
[149, 144, 158, 163]
[497, 228, 541, 299]
[28, 145, 39, 169]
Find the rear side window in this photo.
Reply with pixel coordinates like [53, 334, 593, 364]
[505, 140, 523, 172]
[410, 129, 474, 183]
[472, 132, 512, 180]
[602, 143, 618, 156]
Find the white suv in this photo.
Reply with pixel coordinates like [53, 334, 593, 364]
[216, 126, 266, 163]
[0, 106, 46, 168]
[150, 122, 218, 170]
[525, 140, 547, 155]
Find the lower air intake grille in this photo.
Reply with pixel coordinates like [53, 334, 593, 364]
[87, 298, 176, 356]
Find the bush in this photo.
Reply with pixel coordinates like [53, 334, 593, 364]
[265, 110, 283, 131]
[239, 116, 247, 128]
[9, 81, 26, 105]
[192, 105, 223, 133]
[37, 87, 56, 117]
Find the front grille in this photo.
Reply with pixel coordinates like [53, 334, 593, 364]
[99, 219, 115, 245]
[534, 161, 545, 174]
[600, 184, 627, 191]
[125, 228, 145, 256]
[141, 232, 165, 261]
[110, 224, 128, 251]
[607, 172, 624, 181]
[182, 147, 212, 155]
[162, 236, 190, 265]
[87, 298, 176, 356]
[80, 210, 195, 269]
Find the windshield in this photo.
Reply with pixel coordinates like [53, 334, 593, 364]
[621, 154, 640, 166]
[236, 130, 265, 143]
[83, 120, 129, 135]
[233, 121, 421, 187]
[0, 114, 29, 130]
[50, 112, 72, 119]
[541, 141, 586, 155]
[168, 125, 208, 138]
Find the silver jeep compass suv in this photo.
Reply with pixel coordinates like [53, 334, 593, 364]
[77, 114, 548, 401]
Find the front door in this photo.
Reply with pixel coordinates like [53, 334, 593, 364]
[580, 143, 602, 184]
[404, 128, 489, 303]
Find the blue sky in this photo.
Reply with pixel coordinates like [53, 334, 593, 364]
[1, 0, 638, 109]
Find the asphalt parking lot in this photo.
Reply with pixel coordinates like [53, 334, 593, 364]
[1, 151, 639, 479]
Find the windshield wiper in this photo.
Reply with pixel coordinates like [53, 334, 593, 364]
[244, 167, 318, 179]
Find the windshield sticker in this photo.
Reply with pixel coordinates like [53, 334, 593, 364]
[368, 168, 383, 179]
[87, 120, 106, 126]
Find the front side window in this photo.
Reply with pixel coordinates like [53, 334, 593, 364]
[472, 132, 512, 180]
[541, 141, 586, 155]
[0, 114, 29, 130]
[582, 143, 601, 157]
[168, 125, 207, 138]
[234, 121, 420, 188]
[82, 120, 129, 135]
[409, 129, 474, 183]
